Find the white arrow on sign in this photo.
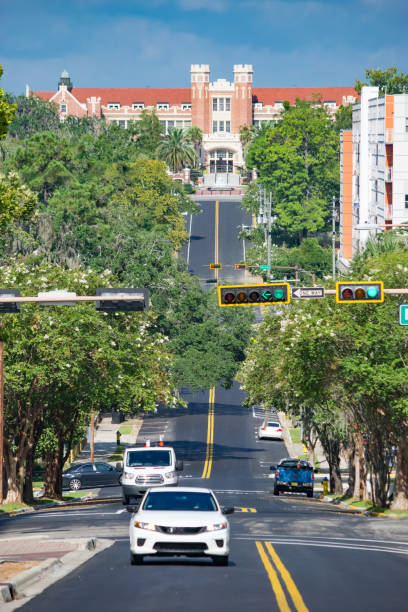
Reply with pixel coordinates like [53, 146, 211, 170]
[292, 287, 325, 299]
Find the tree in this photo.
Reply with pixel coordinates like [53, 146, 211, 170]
[334, 104, 353, 132]
[239, 125, 257, 158]
[156, 128, 196, 172]
[7, 95, 60, 139]
[355, 67, 408, 95]
[0, 171, 37, 228]
[0, 66, 16, 140]
[246, 100, 339, 244]
[185, 125, 203, 166]
[131, 109, 163, 157]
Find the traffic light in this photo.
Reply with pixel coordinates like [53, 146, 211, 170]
[336, 281, 384, 303]
[210, 263, 222, 269]
[0, 289, 20, 313]
[218, 283, 290, 307]
[235, 264, 246, 270]
[96, 288, 149, 312]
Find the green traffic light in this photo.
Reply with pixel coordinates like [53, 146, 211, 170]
[367, 287, 379, 298]
[273, 289, 284, 300]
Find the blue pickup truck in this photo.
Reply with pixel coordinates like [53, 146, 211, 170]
[271, 458, 317, 498]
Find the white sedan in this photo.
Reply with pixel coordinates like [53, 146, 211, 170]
[258, 421, 283, 440]
[128, 487, 233, 566]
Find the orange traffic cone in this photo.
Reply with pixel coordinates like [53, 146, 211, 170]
[159, 435, 164, 447]
[144, 438, 150, 447]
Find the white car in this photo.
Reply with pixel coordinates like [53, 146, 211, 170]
[258, 421, 283, 440]
[128, 486, 233, 566]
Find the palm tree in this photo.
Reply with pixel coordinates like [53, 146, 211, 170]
[239, 124, 256, 155]
[156, 128, 197, 172]
[185, 125, 203, 166]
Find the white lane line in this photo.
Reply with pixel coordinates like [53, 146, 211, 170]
[116, 509, 127, 514]
[186, 213, 193, 266]
[26, 511, 122, 518]
[232, 538, 408, 556]
[232, 534, 408, 546]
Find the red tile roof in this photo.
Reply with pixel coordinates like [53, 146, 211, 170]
[252, 87, 358, 106]
[32, 88, 191, 106]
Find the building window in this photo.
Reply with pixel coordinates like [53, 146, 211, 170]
[157, 103, 169, 110]
[213, 98, 218, 111]
[167, 120, 174, 132]
[219, 121, 224, 132]
[119, 120, 126, 129]
[182, 103, 191, 110]
[226, 121, 230, 132]
[184, 120, 191, 128]
[132, 103, 144, 110]
[60, 104, 67, 113]
[159, 120, 166, 131]
[406, 117, 408, 133]
[253, 120, 260, 128]
[107, 102, 120, 110]
[405, 194, 408, 209]
[324, 101, 337, 109]
[213, 121, 217, 133]
[226, 98, 231, 111]
[219, 98, 224, 111]
[274, 101, 283, 109]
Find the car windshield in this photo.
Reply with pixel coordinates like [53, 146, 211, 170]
[126, 450, 171, 467]
[142, 491, 218, 511]
[279, 460, 312, 470]
[267, 422, 280, 427]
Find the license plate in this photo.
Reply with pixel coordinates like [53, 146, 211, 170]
[291, 482, 298, 486]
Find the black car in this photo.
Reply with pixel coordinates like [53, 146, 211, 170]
[62, 462, 122, 491]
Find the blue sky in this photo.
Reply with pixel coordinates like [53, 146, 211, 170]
[1, 0, 407, 95]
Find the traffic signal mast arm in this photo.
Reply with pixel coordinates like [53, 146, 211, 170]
[0, 295, 147, 303]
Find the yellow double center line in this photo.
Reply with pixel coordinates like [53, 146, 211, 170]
[214, 200, 219, 280]
[201, 386, 215, 478]
[256, 542, 309, 612]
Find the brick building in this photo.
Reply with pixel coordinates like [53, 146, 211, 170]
[30, 65, 357, 188]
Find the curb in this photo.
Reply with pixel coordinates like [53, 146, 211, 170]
[317, 495, 407, 518]
[0, 537, 111, 603]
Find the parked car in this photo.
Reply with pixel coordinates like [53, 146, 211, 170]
[128, 486, 234, 565]
[62, 462, 122, 491]
[271, 458, 317, 498]
[119, 446, 183, 504]
[258, 421, 283, 440]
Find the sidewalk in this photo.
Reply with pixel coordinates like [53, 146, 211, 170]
[75, 416, 143, 464]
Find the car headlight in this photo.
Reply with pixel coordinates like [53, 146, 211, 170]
[123, 471, 134, 480]
[134, 521, 158, 531]
[205, 522, 228, 532]
[164, 471, 177, 479]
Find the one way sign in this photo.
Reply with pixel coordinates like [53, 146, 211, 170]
[292, 287, 325, 299]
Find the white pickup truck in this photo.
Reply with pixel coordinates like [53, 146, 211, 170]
[119, 446, 183, 504]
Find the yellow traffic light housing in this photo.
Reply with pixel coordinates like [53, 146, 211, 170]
[218, 283, 290, 307]
[336, 281, 384, 303]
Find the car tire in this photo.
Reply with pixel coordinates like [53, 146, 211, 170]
[130, 553, 143, 565]
[307, 491, 313, 498]
[273, 486, 279, 496]
[212, 555, 228, 566]
[69, 478, 82, 491]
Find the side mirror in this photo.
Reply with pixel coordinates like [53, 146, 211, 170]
[116, 462, 123, 471]
[126, 504, 139, 513]
[176, 460, 184, 472]
[270, 466, 276, 471]
[222, 507, 234, 515]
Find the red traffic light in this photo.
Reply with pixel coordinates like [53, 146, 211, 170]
[210, 263, 222, 269]
[235, 264, 246, 270]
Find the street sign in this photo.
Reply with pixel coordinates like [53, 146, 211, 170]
[292, 287, 325, 299]
[400, 304, 408, 326]
[96, 288, 149, 312]
[260, 265, 271, 270]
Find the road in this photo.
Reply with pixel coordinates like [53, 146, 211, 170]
[3, 199, 408, 611]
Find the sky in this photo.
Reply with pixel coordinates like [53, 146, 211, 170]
[1, 0, 407, 95]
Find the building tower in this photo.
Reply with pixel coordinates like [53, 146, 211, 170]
[190, 64, 211, 134]
[58, 69, 73, 92]
[231, 64, 253, 133]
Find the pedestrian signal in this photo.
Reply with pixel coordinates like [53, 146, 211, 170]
[336, 281, 384, 303]
[218, 283, 290, 307]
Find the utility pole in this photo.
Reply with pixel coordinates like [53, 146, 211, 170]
[332, 195, 336, 280]
[0, 342, 3, 504]
[267, 192, 272, 275]
[90, 406, 95, 463]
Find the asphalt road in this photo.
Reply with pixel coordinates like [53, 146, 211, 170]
[3, 200, 408, 610]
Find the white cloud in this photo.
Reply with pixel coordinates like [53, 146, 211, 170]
[177, 0, 229, 11]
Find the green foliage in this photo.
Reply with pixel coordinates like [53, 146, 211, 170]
[355, 67, 408, 95]
[334, 104, 353, 132]
[7, 95, 60, 139]
[0, 66, 16, 140]
[246, 100, 339, 243]
[132, 109, 163, 157]
[156, 128, 197, 172]
[0, 171, 37, 228]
